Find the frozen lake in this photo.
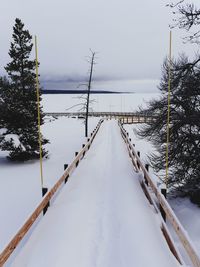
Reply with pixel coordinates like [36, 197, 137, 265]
[42, 92, 160, 113]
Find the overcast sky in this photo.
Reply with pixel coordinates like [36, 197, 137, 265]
[0, 0, 198, 92]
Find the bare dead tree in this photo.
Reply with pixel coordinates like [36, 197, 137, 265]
[65, 50, 97, 137]
[85, 50, 96, 137]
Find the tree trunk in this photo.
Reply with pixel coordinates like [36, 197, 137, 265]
[85, 52, 95, 137]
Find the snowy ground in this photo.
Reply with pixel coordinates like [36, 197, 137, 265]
[0, 116, 99, 252]
[124, 123, 200, 262]
[168, 198, 200, 254]
[9, 121, 181, 267]
[2, 92, 160, 254]
[0, 92, 199, 266]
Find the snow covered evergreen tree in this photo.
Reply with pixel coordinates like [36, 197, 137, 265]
[0, 77, 6, 128]
[0, 18, 48, 161]
[136, 54, 200, 205]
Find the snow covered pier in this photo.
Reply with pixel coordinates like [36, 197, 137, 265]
[45, 111, 155, 124]
[1, 120, 200, 267]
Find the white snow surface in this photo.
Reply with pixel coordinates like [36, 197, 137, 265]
[0, 116, 99, 252]
[10, 121, 180, 267]
[168, 198, 200, 254]
[0, 128, 7, 135]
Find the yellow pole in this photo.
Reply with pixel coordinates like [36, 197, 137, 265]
[34, 35, 44, 188]
[165, 31, 172, 190]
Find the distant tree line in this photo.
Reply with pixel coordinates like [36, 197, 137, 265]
[0, 18, 48, 161]
[136, 1, 200, 205]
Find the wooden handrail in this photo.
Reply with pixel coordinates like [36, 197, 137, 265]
[119, 121, 200, 267]
[0, 119, 104, 266]
[45, 111, 155, 118]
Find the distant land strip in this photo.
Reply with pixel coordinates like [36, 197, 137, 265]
[41, 89, 133, 94]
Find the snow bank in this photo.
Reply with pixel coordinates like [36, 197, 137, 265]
[0, 116, 98, 252]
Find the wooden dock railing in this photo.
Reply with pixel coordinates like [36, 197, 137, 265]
[0, 119, 104, 266]
[119, 121, 200, 267]
[45, 112, 155, 124]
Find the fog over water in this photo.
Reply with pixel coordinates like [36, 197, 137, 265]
[42, 78, 160, 93]
[1, 0, 197, 93]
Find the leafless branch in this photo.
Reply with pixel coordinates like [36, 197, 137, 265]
[65, 103, 85, 111]
[167, 1, 200, 43]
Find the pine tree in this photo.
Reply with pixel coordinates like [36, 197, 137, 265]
[0, 18, 48, 161]
[0, 77, 6, 128]
[136, 54, 200, 204]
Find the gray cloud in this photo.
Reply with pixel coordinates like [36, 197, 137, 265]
[0, 0, 196, 92]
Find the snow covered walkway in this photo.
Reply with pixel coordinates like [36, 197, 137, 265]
[10, 120, 180, 267]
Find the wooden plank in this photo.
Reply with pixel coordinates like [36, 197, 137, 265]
[124, 136, 139, 172]
[119, 122, 200, 267]
[140, 180, 153, 205]
[161, 223, 183, 265]
[140, 180, 183, 265]
[0, 119, 103, 266]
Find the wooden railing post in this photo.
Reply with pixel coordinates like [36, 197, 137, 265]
[137, 151, 140, 169]
[144, 164, 149, 186]
[42, 187, 49, 215]
[75, 152, 79, 167]
[87, 138, 90, 149]
[160, 188, 167, 222]
[64, 164, 69, 183]
[82, 144, 86, 157]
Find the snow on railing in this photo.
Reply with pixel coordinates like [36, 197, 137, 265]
[45, 112, 155, 123]
[119, 121, 200, 267]
[0, 119, 104, 266]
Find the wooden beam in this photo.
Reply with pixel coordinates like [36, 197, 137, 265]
[140, 180, 183, 265]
